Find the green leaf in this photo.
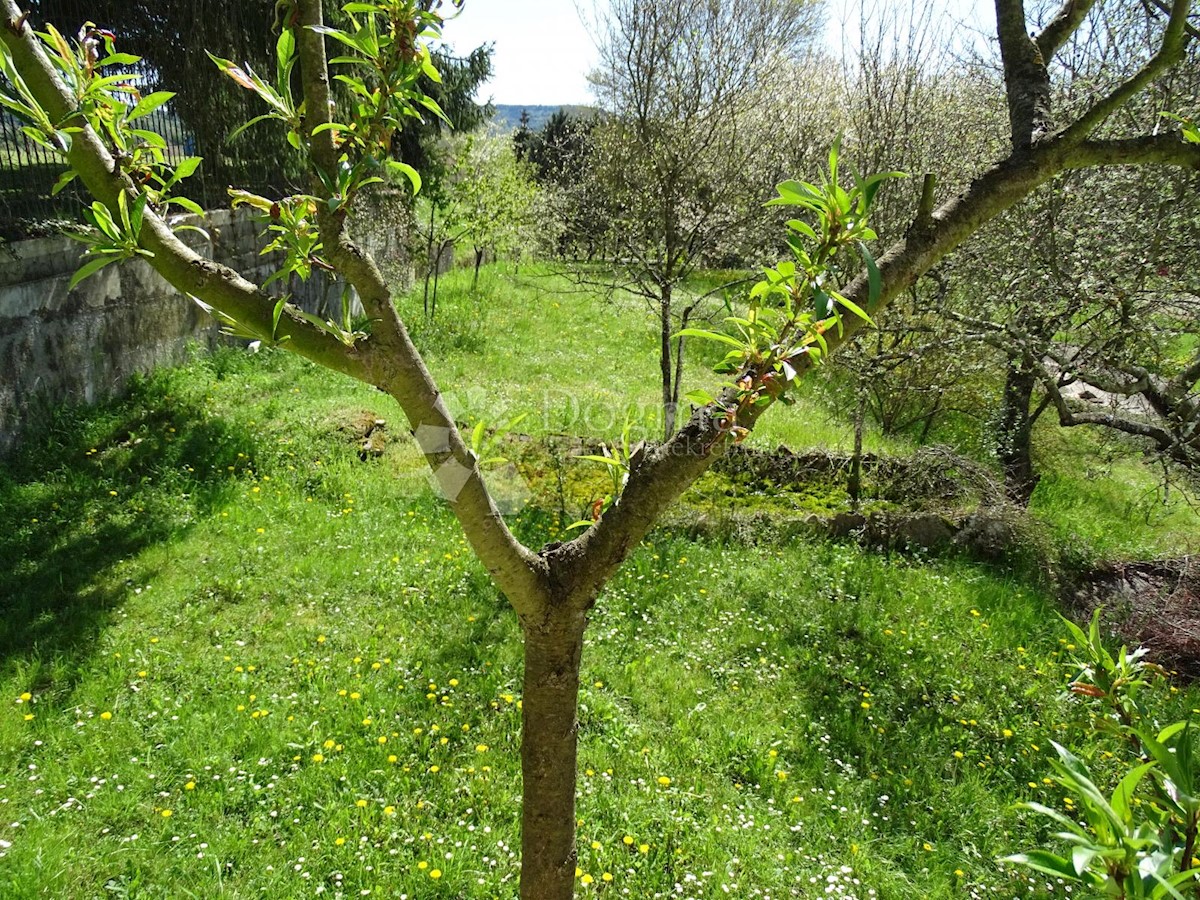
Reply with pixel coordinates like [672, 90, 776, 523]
[420, 50, 443, 84]
[834, 291, 873, 326]
[127, 128, 168, 150]
[1070, 846, 1099, 877]
[1001, 850, 1086, 882]
[169, 156, 203, 184]
[69, 255, 121, 289]
[386, 160, 421, 194]
[673, 327, 745, 350]
[171, 223, 210, 239]
[96, 52, 140, 67]
[227, 114, 279, 143]
[50, 169, 77, 196]
[417, 94, 449, 123]
[684, 389, 716, 406]
[128, 91, 175, 122]
[786, 219, 817, 241]
[276, 28, 296, 75]
[272, 294, 288, 338]
[1110, 761, 1155, 822]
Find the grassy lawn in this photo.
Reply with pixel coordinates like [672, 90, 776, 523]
[1, 265, 1198, 898]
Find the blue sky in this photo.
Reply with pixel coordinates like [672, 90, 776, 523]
[440, 0, 994, 107]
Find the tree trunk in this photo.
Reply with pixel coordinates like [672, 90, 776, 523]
[660, 283, 675, 440]
[850, 385, 865, 511]
[431, 242, 443, 321]
[473, 247, 484, 291]
[520, 607, 586, 900]
[423, 204, 436, 319]
[998, 357, 1039, 505]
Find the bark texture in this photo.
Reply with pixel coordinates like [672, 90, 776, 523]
[519, 609, 588, 900]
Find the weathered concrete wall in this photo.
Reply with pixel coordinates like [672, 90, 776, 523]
[0, 208, 347, 455]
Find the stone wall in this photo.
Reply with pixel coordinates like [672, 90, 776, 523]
[0, 208, 347, 455]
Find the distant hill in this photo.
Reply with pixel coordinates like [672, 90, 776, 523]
[491, 104, 598, 133]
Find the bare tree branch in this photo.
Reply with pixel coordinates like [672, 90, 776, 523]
[1062, 133, 1200, 169]
[1058, 0, 1193, 144]
[1144, 0, 1200, 42]
[1036, 0, 1102, 60]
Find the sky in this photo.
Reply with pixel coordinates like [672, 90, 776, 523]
[439, 0, 993, 108]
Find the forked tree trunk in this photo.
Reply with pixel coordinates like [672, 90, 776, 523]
[519, 605, 587, 900]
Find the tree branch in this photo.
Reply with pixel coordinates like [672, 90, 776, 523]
[293, 0, 549, 615]
[1144, 0, 1200, 42]
[0, 0, 369, 382]
[1035, 0, 1101, 60]
[0, 0, 550, 615]
[994, 0, 1053, 148]
[1061, 134, 1200, 169]
[1057, 0, 1193, 145]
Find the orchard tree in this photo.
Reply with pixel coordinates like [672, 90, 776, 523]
[585, 0, 822, 438]
[414, 130, 538, 313]
[1, 2, 1199, 900]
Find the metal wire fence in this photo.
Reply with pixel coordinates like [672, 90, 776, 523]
[2, 0, 285, 238]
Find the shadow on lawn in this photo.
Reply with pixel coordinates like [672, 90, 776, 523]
[0, 378, 257, 685]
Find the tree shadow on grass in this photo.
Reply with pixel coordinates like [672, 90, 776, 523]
[0, 374, 259, 688]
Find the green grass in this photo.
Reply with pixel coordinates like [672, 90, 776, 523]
[2, 264, 1199, 899]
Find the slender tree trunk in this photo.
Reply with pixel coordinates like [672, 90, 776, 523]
[998, 356, 1040, 505]
[473, 247, 484, 291]
[660, 283, 675, 440]
[423, 204, 436, 319]
[520, 606, 587, 900]
[431, 241, 443, 321]
[850, 384, 865, 511]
